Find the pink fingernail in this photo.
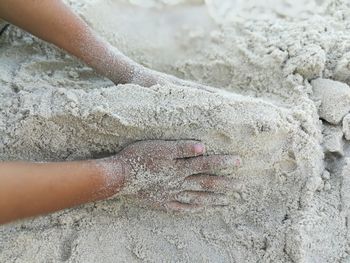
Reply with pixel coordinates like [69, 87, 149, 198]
[194, 144, 205, 154]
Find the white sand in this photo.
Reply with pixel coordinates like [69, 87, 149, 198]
[1, 0, 350, 262]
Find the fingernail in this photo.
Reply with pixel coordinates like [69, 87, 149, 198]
[194, 144, 205, 155]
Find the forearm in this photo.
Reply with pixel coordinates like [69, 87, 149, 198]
[0, 0, 135, 84]
[0, 160, 124, 224]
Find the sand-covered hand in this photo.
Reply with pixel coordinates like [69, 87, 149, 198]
[111, 140, 241, 212]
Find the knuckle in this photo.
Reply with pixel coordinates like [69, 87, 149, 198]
[200, 157, 213, 171]
[201, 163, 210, 172]
[177, 159, 190, 171]
[175, 141, 186, 155]
[191, 194, 203, 204]
[219, 155, 230, 165]
[158, 140, 170, 150]
[211, 156, 223, 165]
[178, 141, 196, 155]
[210, 157, 220, 167]
[179, 145, 187, 157]
[200, 177, 217, 190]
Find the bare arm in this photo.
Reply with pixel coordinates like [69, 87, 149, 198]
[0, 141, 240, 225]
[0, 0, 136, 84]
[0, 0, 216, 90]
[0, 160, 124, 225]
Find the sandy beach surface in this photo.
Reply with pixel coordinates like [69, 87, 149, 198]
[2, 0, 350, 262]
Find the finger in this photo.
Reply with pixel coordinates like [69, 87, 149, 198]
[171, 140, 206, 159]
[191, 83, 217, 93]
[177, 155, 241, 174]
[175, 191, 230, 206]
[176, 78, 217, 93]
[165, 201, 204, 213]
[182, 175, 242, 193]
[131, 140, 205, 159]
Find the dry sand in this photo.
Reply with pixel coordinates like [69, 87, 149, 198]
[1, 0, 350, 262]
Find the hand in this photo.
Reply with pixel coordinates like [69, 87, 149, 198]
[108, 140, 241, 213]
[131, 65, 219, 93]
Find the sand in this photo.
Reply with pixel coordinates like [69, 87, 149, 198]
[2, 0, 350, 262]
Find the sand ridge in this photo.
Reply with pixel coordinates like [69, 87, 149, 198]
[1, 0, 350, 262]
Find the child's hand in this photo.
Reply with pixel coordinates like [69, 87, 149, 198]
[131, 65, 219, 93]
[104, 140, 241, 212]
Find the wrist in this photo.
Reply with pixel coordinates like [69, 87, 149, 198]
[93, 157, 127, 196]
[105, 45, 136, 85]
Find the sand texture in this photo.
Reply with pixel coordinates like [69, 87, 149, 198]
[2, 0, 350, 262]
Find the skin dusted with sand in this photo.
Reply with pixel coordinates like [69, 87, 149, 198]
[0, 0, 237, 223]
[0, 140, 240, 224]
[3, 0, 350, 262]
[0, 0, 216, 91]
[109, 140, 241, 211]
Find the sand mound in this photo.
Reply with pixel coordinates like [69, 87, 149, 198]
[2, 0, 350, 262]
